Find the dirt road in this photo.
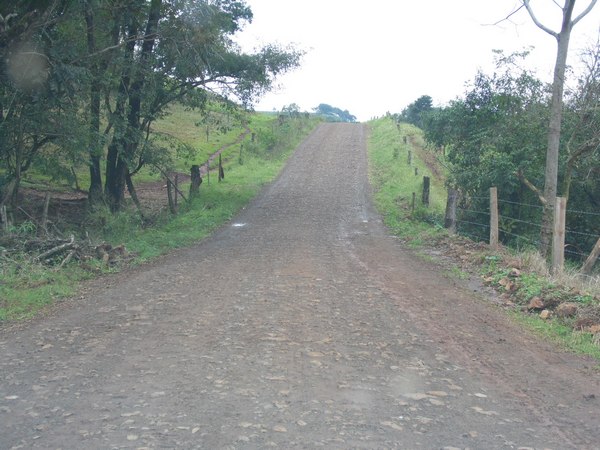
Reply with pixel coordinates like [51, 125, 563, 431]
[1, 123, 599, 449]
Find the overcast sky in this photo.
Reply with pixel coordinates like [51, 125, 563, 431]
[235, 0, 600, 121]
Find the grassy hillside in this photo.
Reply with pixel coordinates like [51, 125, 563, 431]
[367, 116, 447, 245]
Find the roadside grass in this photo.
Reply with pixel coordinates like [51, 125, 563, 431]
[114, 147, 295, 262]
[367, 115, 600, 361]
[0, 258, 96, 321]
[0, 112, 320, 321]
[367, 116, 447, 244]
[444, 266, 469, 280]
[510, 312, 600, 362]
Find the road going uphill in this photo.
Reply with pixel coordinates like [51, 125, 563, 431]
[1, 123, 599, 449]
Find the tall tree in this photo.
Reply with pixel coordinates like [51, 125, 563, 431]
[0, 0, 302, 215]
[0, 0, 84, 211]
[400, 95, 433, 128]
[98, 0, 302, 211]
[520, 0, 597, 258]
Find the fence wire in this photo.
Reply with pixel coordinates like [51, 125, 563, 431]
[453, 192, 599, 274]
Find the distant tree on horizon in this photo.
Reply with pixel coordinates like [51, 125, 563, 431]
[398, 95, 433, 128]
[313, 103, 356, 122]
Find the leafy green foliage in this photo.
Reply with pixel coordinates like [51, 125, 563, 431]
[397, 95, 433, 128]
[419, 49, 600, 257]
[0, 0, 303, 214]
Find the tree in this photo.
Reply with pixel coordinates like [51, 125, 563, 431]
[0, 0, 303, 216]
[421, 50, 550, 244]
[82, 0, 302, 211]
[520, 0, 597, 258]
[0, 1, 86, 212]
[562, 38, 600, 201]
[399, 95, 433, 128]
[281, 103, 301, 119]
[313, 103, 356, 122]
[421, 46, 599, 258]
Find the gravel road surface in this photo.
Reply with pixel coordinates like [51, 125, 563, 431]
[1, 123, 599, 449]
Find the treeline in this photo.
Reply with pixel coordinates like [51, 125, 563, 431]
[0, 0, 301, 216]
[313, 103, 356, 123]
[397, 48, 600, 264]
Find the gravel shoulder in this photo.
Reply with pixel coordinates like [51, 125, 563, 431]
[1, 123, 599, 449]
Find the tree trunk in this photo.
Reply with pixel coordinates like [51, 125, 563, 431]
[444, 189, 458, 232]
[104, 0, 162, 212]
[84, 1, 104, 205]
[125, 171, 144, 219]
[218, 154, 224, 181]
[539, 7, 573, 257]
[104, 13, 138, 211]
[105, 137, 128, 211]
[167, 178, 177, 215]
[581, 237, 600, 275]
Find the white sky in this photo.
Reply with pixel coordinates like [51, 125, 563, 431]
[235, 0, 600, 122]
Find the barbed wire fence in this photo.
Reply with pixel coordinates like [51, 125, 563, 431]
[445, 188, 600, 280]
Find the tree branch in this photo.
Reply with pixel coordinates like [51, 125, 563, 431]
[572, 0, 598, 26]
[488, 4, 525, 26]
[517, 169, 548, 206]
[150, 164, 188, 203]
[522, 0, 559, 38]
[68, 32, 158, 65]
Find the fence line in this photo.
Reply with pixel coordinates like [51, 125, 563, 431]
[447, 188, 599, 276]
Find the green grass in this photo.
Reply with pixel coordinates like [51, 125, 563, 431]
[119, 152, 290, 261]
[444, 266, 469, 280]
[1, 111, 321, 321]
[511, 311, 600, 362]
[0, 258, 94, 321]
[367, 117, 447, 244]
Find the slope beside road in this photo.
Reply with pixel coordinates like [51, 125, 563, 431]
[1, 123, 599, 449]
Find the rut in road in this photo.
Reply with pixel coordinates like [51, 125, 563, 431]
[1, 123, 599, 449]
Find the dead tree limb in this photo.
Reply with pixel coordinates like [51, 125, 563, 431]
[35, 235, 75, 262]
[41, 192, 51, 234]
[151, 165, 188, 203]
[582, 237, 600, 275]
[517, 170, 548, 206]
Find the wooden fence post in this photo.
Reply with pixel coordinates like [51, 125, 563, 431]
[167, 178, 177, 215]
[174, 174, 179, 209]
[218, 154, 224, 182]
[190, 165, 202, 197]
[422, 176, 430, 206]
[444, 189, 458, 233]
[582, 237, 600, 275]
[407, 150, 412, 166]
[552, 197, 567, 273]
[411, 192, 416, 212]
[490, 187, 498, 250]
[0, 205, 9, 232]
